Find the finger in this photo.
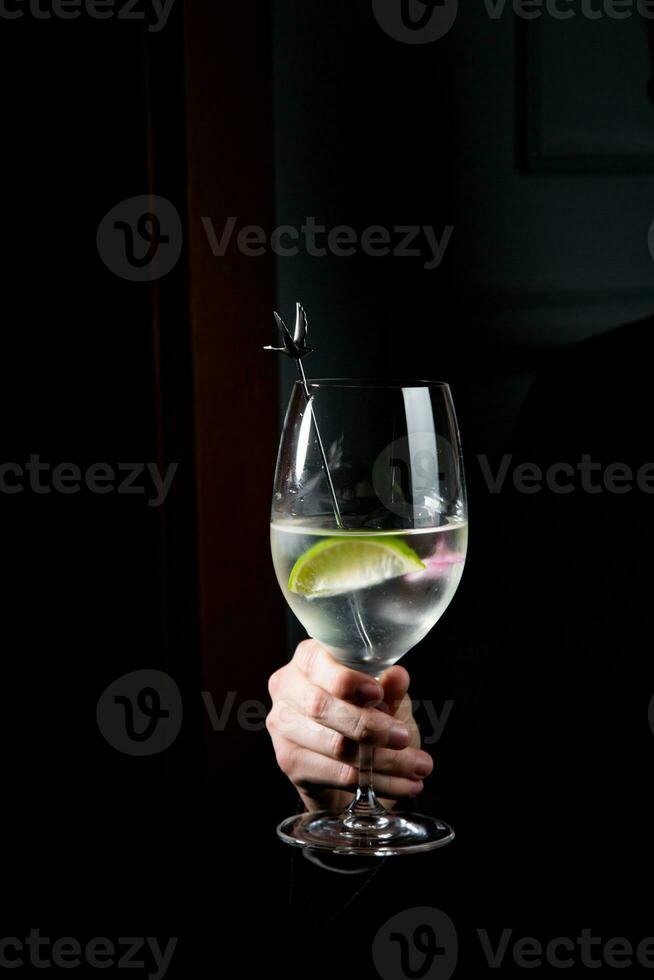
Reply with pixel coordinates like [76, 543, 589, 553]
[369, 771, 425, 800]
[268, 702, 432, 779]
[267, 701, 350, 759]
[292, 639, 383, 705]
[379, 665, 411, 714]
[274, 743, 424, 799]
[368, 746, 433, 781]
[272, 742, 359, 790]
[273, 670, 411, 749]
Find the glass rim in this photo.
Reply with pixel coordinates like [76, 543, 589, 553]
[296, 378, 452, 390]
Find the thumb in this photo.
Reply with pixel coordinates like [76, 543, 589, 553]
[379, 665, 411, 716]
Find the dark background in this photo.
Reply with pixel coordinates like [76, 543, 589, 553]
[2, 0, 654, 975]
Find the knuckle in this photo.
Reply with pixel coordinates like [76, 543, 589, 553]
[273, 698, 297, 737]
[329, 730, 348, 759]
[305, 687, 330, 721]
[276, 742, 296, 776]
[267, 669, 283, 698]
[352, 710, 374, 743]
[335, 761, 357, 787]
[295, 639, 319, 677]
[265, 708, 276, 734]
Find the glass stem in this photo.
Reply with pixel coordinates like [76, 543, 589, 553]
[343, 664, 390, 834]
[357, 743, 385, 811]
[342, 744, 390, 830]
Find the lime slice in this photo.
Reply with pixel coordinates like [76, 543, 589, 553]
[288, 535, 425, 598]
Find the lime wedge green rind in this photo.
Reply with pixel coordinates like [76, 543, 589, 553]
[288, 535, 426, 599]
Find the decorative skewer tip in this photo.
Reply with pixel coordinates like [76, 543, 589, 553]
[264, 302, 313, 360]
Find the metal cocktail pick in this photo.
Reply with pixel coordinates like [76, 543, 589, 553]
[265, 304, 374, 659]
[265, 303, 343, 529]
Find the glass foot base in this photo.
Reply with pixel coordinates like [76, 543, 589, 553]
[277, 809, 455, 857]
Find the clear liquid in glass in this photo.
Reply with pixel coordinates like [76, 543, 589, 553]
[271, 519, 468, 675]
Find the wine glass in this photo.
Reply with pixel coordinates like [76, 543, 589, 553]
[270, 379, 467, 856]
